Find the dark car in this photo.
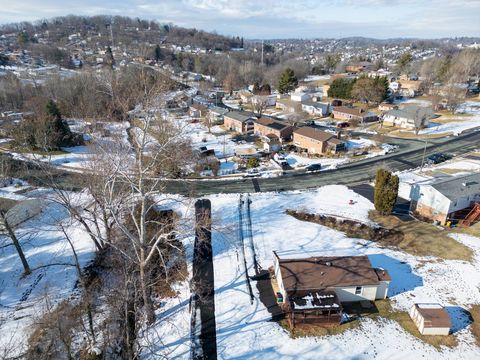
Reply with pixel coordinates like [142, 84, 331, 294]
[336, 122, 350, 128]
[305, 164, 322, 172]
[426, 153, 450, 165]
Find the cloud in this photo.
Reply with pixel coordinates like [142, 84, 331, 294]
[0, 0, 478, 38]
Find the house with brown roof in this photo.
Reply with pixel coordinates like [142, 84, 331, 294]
[409, 303, 451, 335]
[254, 117, 294, 141]
[332, 106, 378, 123]
[293, 127, 345, 154]
[346, 62, 373, 73]
[273, 253, 391, 328]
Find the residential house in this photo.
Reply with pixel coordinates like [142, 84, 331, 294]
[410, 173, 480, 224]
[208, 106, 228, 125]
[382, 106, 436, 129]
[345, 62, 373, 73]
[223, 111, 257, 134]
[254, 117, 294, 141]
[273, 253, 391, 328]
[399, 80, 422, 97]
[239, 90, 253, 104]
[409, 304, 451, 336]
[291, 92, 310, 102]
[293, 127, 345, 154]
[332, 106, 378, 123]
[262, 133, 282, 153]
[189, 103, 208, 118]
[252, 94, 277, 107]
[378, 103, 398, 112]
[276, 98, 301, 113]
[301, 101, 331, 117]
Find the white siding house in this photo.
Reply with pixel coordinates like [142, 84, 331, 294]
[410, 173, 480, 224]
[273, 253, 391, 304]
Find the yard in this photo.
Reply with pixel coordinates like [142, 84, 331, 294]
[142, 185, 480, 359]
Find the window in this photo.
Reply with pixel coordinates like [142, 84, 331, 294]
[355, 286, 362, 295]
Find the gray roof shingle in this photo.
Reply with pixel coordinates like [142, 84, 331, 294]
[430, 173, 480, 201]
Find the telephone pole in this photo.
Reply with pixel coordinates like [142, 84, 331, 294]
[261, 39, 264, 66]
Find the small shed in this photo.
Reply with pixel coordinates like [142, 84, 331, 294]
[409, 303, 451, 336]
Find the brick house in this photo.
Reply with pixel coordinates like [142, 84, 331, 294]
[293, 127, 345, 154]
[254, 117, 294, 141]
[223, 111, 257, 134]
[332, 106, 378, 123]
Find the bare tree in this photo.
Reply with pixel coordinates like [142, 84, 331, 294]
[252, 96, 269, 117]
[413, 108, 428, 135]
[0, 203, 31, 276]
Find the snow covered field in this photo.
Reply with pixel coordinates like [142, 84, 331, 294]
[144, 185, 480, 359]
[9, 120, 131, 171]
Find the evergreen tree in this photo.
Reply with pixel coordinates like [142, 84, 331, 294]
[154, 45, 163, 62]
[327, 78, 355, 99]
[351, 75, 388, 106]
[105, 46, 115, 67]
[278, 68, 298, 94]
[253, 82, 261, 94]
[17, 31, 29, 46]
[374, 169, 399, 215]
[397, 53, 413, 73]
[46, 99, 72, 147]
[260, 83, 271, 95]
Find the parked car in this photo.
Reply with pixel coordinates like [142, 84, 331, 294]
[336, 122, 350, 128]
[304, 120, 315, 126]
[305, 164, 322, 172]
[427, 153, 450, 165]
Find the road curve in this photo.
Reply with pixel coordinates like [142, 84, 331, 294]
[166, 131, 480, 196]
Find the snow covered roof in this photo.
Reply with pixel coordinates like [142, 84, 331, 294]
[290, 290, 342, 311]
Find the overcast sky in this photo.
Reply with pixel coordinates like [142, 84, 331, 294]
[0, 0, 479, 39]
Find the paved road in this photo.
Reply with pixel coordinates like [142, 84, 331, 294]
[166, 131, 480, 196]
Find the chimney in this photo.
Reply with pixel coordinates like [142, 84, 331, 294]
[336, 130, 341, 140]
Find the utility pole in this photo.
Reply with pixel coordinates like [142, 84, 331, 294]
[261, 39, 264, 66]
[108, 17, 115, 49]
[420, 137, 428, 171]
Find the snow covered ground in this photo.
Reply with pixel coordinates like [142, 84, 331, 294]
[286, 154, 348, 170]
[208, 188, 480, 359]
[9, 120, 131, 171]
[178, 116, 239, 159]
[144, 185, 480, 359]
[303, 75, 331, 82]
[0, 186, 96, 357]
[285, 139, 394, 170]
